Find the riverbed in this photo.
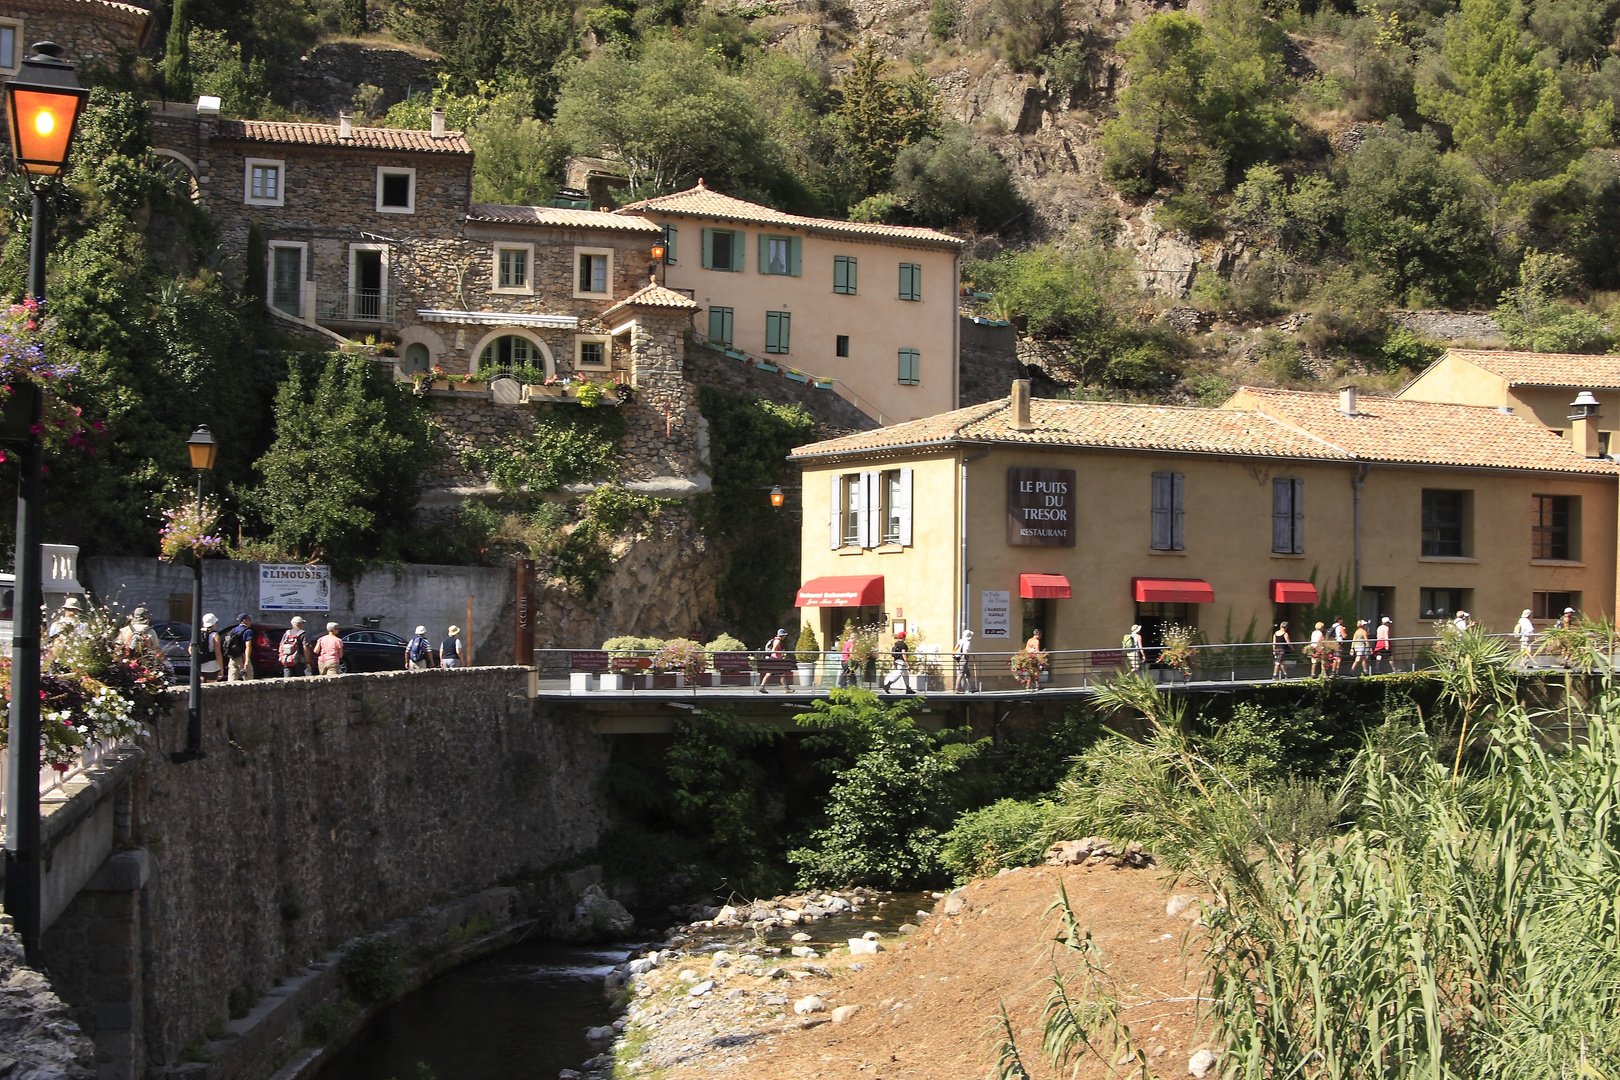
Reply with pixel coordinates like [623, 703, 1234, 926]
[316, 936, 631, 1080]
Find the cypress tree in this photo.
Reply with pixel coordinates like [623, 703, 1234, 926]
[163, 0, 191, 102]
[342, 0, 367, 35]
[243, 220, 265, 312]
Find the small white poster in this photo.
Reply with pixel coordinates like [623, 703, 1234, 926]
[981, 590, 1011, 638]
[259, 564, 331, 611]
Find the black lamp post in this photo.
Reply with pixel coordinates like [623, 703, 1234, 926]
[1, 42, 87, 966]
[171, 425, 216, 764]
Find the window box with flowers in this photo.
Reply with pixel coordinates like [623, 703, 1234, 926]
[1008, 648, 1047, 690]
[454, 373, 488, 393]
[653, 639, 706, 688]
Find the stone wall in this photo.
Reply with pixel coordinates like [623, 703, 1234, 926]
[107, 671, 611, 1073]
[958, 317, 1020, 406]
[684, 336, 876, 437]
[2, 916, 95, 1080]
[282, 43, 438, 122]
[3, 1, 151, 79]
[1388, 309, 1503, 343]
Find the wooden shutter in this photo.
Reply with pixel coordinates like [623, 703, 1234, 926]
[831, 473, 843, 549]
[702, 228, 714, 269]
[765, 312, 781, 353]
[733, 230, 747, 272]
[896, 468, 913, 546]
[664, 225, 677, 263]
[1273, 479, 1293, 553]
[834, 257, 848, 293]
[777, 311, 790, 352]
[759, 233, 770, 274]
[1291, 478, 1304, 554]
[1151, 472, 1172, 550]
[1172, 471, 1185, 551]
[789, 237, 802, 276]
[708, 306, 728, 344]
[900, 263, 921, 300]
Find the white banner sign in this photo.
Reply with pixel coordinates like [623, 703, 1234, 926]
[981, 590, 1011, 638]
[259, 564, 331, 611]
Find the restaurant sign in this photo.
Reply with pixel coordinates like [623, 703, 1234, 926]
[1006, 467, 1076, 546]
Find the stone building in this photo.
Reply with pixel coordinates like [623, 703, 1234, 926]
[0, 1, 151, 87]
[148, 105, 706, 493]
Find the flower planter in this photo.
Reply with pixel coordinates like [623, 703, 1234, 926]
[569, 672, 595, 693]
[526, 384, 563, 399]
[795, 662, 816, 687]
[598, 672, 628, 690]
[754, 362, 779, 373]
[814, 379, 835, 390]
[456, 381, 488, 393]
[784, 372, 809, 384]
[430, 379, 451, 391]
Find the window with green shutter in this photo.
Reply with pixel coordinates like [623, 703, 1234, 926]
[765, 311, 791, 354]
[663, 225, 677, 263]
[898, 348, 920, 385]
[834, 255, 857, 294]
[703, 228, 745, 271]
[708, 306, 733, 346]
[899, 262, 921, 301]
[760, 235, 801, 276]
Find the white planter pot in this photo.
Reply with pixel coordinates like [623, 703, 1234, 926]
[706, 672, 724, 687]
[569, 672, 594, 693]
[674, 673, 687, 688]
[599, 672, 627, 690]
[795, 663, 815, 687]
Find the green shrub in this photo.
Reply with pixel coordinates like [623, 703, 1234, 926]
[795, 625, 821, 664]
[891, 130, 1022, 232]
[1301, 266, 1393, 352]
[928, 0, 960, 40]
[940, 799, 1054, 882]
[1377, 326, 1445, 373]
[849, 192, 901, 223]
[704, 633, 748, 653]
[604, 635, 665, 654]
[342, 935, 404, 1003]
[1252, 330, 1309, 385]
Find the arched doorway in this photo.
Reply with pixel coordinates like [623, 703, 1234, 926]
[470, 330, 555, 380]
[401, 342, 431, 373]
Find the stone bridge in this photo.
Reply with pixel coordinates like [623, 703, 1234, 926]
[5, 668, 614, 1080]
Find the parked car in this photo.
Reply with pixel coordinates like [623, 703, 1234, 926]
[337, 628, 408, 673]
[150, 621, 192, 684]
[244, 623, 288, 677]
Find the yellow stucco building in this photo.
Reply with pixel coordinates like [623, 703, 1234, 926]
[618, 182, 962, 426]
[1399, 349, 1620, 454]
[789, 381, 1619, 658]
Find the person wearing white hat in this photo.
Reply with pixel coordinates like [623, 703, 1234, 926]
[47, 594, 84, 650]
[279, 616, 313, 678]
[1374, 616, 1392, 673]
[406, 626, 433, 670]
[440, 625, 463, 668]
[197, 612, 223, 681]
[952, 628, 975, 693]
[1514, 608, 1536, 661]
[315, 622, 344, 675]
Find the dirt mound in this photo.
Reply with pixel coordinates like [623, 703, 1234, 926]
[651, 865, 1210, 1080]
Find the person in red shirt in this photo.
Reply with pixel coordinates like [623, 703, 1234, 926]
[315, 622, 344, 676]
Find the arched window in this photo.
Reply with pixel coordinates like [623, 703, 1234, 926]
[402, 342, 430, 373]
[479, 334, 536, 377]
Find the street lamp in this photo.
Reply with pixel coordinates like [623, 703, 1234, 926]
[769, 485, 784, 508]
[1, 42, 86, 966]
[172, 425, 216, 764]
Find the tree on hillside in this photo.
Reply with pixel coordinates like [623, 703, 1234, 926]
[1417, 0, 1608, 212]
[891, 130, 1021, 231]
[341, 0, 366, 35]
[394, 0, 579, 117]
[163, 0, 192, 101]
[831, 41, 940, 198]
[1340, 127, 1500, 304]
[241, 353, 433, 575]
[1493, 250, 1611, 351]
[556, 38, 782, 200]
[1101, 0, 1293, 196]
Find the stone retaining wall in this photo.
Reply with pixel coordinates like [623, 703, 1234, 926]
[47, 670, 612, 1075]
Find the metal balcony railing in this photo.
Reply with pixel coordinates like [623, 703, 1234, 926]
[318, 290, 396, 324]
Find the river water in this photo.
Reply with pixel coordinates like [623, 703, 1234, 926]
[316, 937, 630, 1080]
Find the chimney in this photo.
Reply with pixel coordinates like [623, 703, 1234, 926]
[195, 94, 221, 119]
[338, 112, 353, 140]
[1010, 379, 1034, 431]
[430, 107, 446, 139]
[1569, 390, 1603, 457]
[1338, 384, 1357, 415]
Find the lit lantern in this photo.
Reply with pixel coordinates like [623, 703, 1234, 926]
[650, 244, 666, 262]
[5, 43, 88, 176]
[187, 425, 219, 472]
[770, 485, 784, 508]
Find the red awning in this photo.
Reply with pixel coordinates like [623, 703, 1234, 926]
[1020, 573, 1072, 599]
[1270, 579, 1318, 604]
[1132, 577, 1215, 604]
[796, 575, 884, 607]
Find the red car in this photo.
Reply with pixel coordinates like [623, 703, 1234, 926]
[248, 623, 290, 676]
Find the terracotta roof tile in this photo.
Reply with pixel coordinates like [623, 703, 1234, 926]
[466, 203, 663, 232]
[33, 0, 149, 22]
[213, 120, 472, 155]
[1232, 386, 1617, 474]
[603, 282, 700, 317]
[790, 398, 1348, 461]
[616, 183, 964, 248]
[1443, 348, 1620, 389]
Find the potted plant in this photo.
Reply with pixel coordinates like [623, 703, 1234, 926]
[793, 624, 820, 689]
[429, 366, 451, 391]
[784, 368, 809, 384]
[528, 374, 566, 399]
[653, 639, 706, 688]
[576, 381, 605, 407]
[754, 360, 779, 373]
[455, 372, 488, 392]
[1008, 649, 1047, 691]
[1159, 624, 1197, 680]
[703, 633, 748, 685]
[845, 623, 880, 688]
[814, 377, 835, 390]
[376, 340, 398, 358]
[613, 377, 635, 404]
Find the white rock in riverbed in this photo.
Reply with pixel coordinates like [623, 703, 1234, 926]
[793, 995, 826, 1015]
[830, 1004, 862, 1023]
[688, 980, 714, 997]
[1189, 1049, 1218, 1077]
[848, 938, 881, 955]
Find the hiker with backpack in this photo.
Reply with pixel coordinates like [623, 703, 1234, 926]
[279, 617, 313, 678]
[406, 625, 433, 670]
[1124, 624, 1145, 675]
[197, 612, 223, 682]
[223, 614, 256, 681]
[117, 607, 166, 672]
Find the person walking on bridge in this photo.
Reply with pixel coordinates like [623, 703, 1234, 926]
[315, 622, 344, 675]
[1350, 619, 1370, 676]
[440, 625, 464, 669]
[758, 628, 789, 692]
[1272, 622, 1291, 680]
[279, 617, 312, 678]
[407, 626, 433, 671]
[953, 629, 974, 693]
